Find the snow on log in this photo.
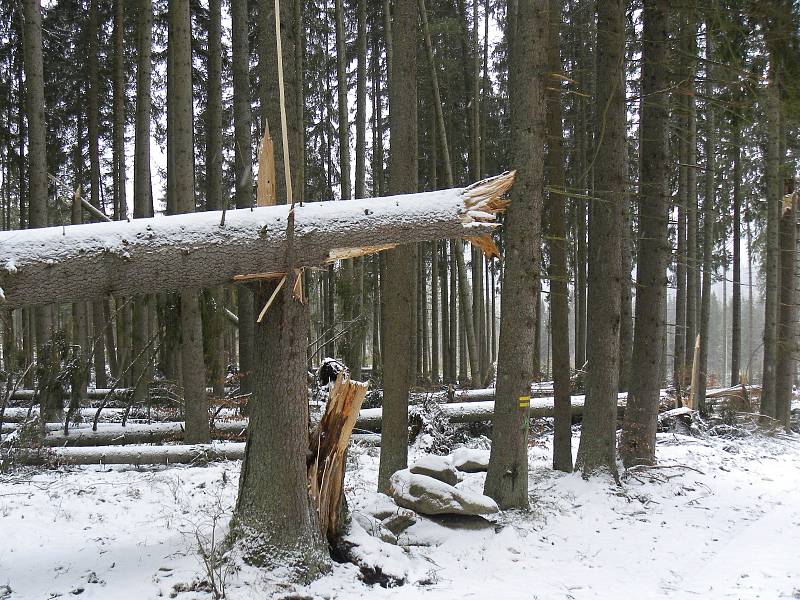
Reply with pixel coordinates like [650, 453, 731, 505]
[0, 173, 514, 308]
[6, 435, 383, 467]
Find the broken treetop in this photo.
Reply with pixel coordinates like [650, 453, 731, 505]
[0, 172, 514, 309]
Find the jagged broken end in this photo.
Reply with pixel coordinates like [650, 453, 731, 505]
[460, 170, 516, 258]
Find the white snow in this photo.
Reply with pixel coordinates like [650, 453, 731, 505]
[1, 431, 799, 599]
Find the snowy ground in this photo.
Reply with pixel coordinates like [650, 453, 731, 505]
[1, 429, 799, 599]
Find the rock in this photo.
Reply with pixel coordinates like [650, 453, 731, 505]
[353, 512, 397, 544]
[381, 509, 417, 535]
[363, 493, 402, 520]
[450, 448, 490, 473]
[388, 469, 499, 516]
[410, 454, 459, 485]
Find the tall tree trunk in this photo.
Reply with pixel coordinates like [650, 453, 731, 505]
[775, 192, 796, 429]
[132, 0, 153, 403]
[484, 0, 547, 508]
[205, 0, 226, 398]
[674, 66, 688, 393]
[377, 0, 418, 492]
[575, 0, 624, 477]
[87, 0, 112, 389]
[730, 117, 742, 385]
[620, 0, 670, 468]
[546, 0, 571, 473]
[760, 72, 780, 421]
[619, 181, 633, 391]
[682, 4, 698, 380]
[231, 0, 255, 398]
[171, 0, 209, 443]
[22, 0, 59, 423]
[350, 0, 369, 379]
[696, 22, 716, 414]
[234, 0, 327, 573]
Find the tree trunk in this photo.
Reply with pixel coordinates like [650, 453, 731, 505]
[377, 0, 418, 493]
[775, 192, 796, 429]
[696, 23, 716, 414]
[545, 0, 571, 473]
[730, 118, 742, 385]
[113, 0, 127, 222]
[575, 0, 624, 478]
[171, 0, 209, 444]
[620, 0, 670, 468]
[760, 75, 780, 420]
[683, 4, 702, 378]
[22, 0, 60, 423]
[484, 0, 547, 508]
[231, 0, 255, 399]
[233, 284, 328, 577]
[205, 0, 226, 399]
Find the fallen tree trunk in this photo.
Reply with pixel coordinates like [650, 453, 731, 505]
[0, 173, 514, 308]
[6, 434, 383, 467]
[6, 395, 627, 445]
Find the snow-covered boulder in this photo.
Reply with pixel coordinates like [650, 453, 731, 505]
[410, 454, 460, 486]
[450, 448, 490, 473]
[388, 469, 498, 516]
[352, 511, 397, 544]
[381, 510, 418, 535]
[362, 493, 418, 534]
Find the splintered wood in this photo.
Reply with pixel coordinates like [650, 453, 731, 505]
[307, 373, 369, 542]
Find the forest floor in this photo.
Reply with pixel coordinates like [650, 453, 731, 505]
[1, 425, 799, 599]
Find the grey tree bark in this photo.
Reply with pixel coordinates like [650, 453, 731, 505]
[377, 0, 418, 493]
[760, 61, 781, 421]
[575, 0, 625, 477]
[205, 0, 226, 399]
[171, 0, 209, 444]
[775, 192, 796, 429]
[484, 0, 547, 508]
[696, 21, 717, 413]
[231, 0, 255, 399]
[22, 0, 59, 423]
[546, 0, 572, 473]
[620, 0, 670, 468]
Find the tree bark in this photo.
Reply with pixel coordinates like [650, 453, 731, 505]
[0, 179, 509, 310]
[696, 22, 716, 414]
[377, 0, 418, 493]
[620, 0, 670, 468]
[231, 0, 255, 399]
[22, 0, 60, 423]
[484, 0, 547, 508]
[684, 73, 698, 385]
[730, 117, 742, 385]
[171, 0, 209, 444]
[575, 0, 624, 478]
[205, 0, 226, 398]
[760, 72, 780, 420]
[775, 192, 796, 429]
[545, 0, 571, 473]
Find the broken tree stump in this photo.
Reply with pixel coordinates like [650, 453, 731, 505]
[308, 373, 369, 542]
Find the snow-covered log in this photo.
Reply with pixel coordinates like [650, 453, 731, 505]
[37, 420, 248, 446]
[8, 443, 247, 466]
[0, 173, 514, 308]
[6, 434, 382, 467]
[355, 394, 628, 431]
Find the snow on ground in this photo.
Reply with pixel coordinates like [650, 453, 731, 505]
[1, 430, 799, 599]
